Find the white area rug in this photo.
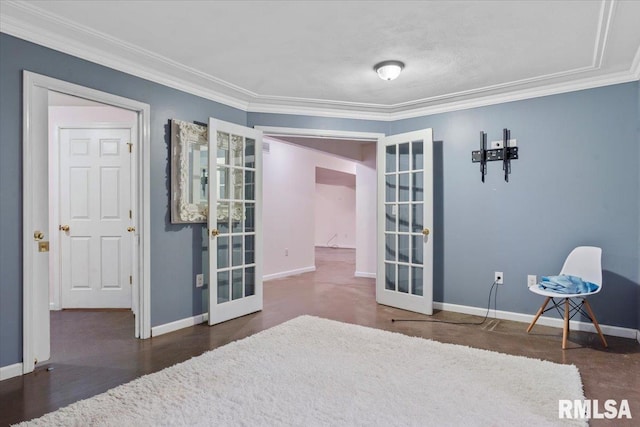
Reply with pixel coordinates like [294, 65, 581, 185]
[19, 316, 586, 426]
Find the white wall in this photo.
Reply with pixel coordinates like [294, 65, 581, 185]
[355, 143, 377, 277]
[48, 105, 137, 308]
[315, 179, 356, 249]
[262, 137, 357, 279]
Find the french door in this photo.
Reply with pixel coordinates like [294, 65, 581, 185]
[377, 129, 434, 314]
[208, 119, 263, 325]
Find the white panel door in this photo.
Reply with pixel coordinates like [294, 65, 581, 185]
[208, 119, 263, 325]
[59, 128, 133, 308]
[377, 130, 434, 314]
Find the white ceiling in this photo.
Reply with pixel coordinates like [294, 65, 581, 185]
[2, 0, 639, 119]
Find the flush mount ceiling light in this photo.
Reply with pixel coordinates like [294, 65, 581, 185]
[374, 60, 405, 81]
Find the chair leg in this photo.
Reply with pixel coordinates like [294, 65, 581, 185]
[583, 299, 608, 348]
[562, 298, 570, 350]
[527, 297, 551, 333]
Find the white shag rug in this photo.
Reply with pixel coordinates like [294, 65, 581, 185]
[18, 316, 586, 427]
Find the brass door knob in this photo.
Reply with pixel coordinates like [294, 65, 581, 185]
[33, 231, 44, 241]
[211, 229, 220, 237]
[59, 225, 70, 232]
[422, 228, 430, 236]
[127, 226, 136, 232]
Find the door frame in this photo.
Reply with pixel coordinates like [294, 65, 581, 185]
[51, 122, 137, 311]
[22, 71, 152, 374]
[255, 126, 384, 279]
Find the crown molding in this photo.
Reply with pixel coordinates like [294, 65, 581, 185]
[1, 0, 637, 122]
[0, 3, 251, 111]
[631, 45, 640, 80]
[249, 70, 638, 122]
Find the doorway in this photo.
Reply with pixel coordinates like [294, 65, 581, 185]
[257, 127, 381, 284]
[49, 93, 137, 311]
[22, 71, 151, 374]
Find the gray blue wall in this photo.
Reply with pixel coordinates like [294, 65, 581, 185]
[1, 31, 639, 369]
[0, 34, 247, 367]
[388, 83, 640, 329]
[250, 85, 640, 330]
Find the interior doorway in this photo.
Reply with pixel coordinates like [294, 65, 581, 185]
[22, 71, 151, 375]
[315, 167, 356, 251]
[257, 126, 381, 284]
[49, 93, 137, 311]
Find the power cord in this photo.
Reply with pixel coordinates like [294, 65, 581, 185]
[391, 280, 499, 326]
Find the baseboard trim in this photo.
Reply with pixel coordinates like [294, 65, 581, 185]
[151, 313, 209, 337]
[315, 245, 356, 250]
[636, 329, 640, 345]
[433, 302, 638, 340]
[0, 363, 23, 381]
[263, 266, 316, 282]
[354, 271, 376, 279]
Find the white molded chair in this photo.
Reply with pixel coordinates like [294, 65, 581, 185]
[526, 246, 608, 349]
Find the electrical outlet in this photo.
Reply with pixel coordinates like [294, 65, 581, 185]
[527, 274, 537, 287]
[196, 274, 204, 288]
[285, 248, 288, 256]
[495, 271, 504, 285]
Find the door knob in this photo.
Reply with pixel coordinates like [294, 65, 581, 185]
[127, 226, 136, 232]
[422, 228, 430, 236]
[33, 231, 44, 241]
[59, 225, 70, 232]
[211, 229, 220, 237]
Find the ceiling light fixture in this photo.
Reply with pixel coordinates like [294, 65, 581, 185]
[374, 60, 404, 81]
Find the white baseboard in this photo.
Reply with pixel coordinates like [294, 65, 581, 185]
[637, 329, 640, 345]
[354, 271, 376, 279]
[315, 245, 356, 249]
[263, 266, 316, 282]
[433, 302, 638, 340]
[49, 302, 61, 311]
[0, 363, 23, 381]
[151, 313, 209, 337]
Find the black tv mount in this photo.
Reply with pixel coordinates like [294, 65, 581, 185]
[471, 128, 518, 182]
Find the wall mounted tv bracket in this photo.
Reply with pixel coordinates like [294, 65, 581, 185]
[471, 128, 518, 182]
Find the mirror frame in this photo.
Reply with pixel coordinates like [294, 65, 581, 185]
[171, 119, 208, 223]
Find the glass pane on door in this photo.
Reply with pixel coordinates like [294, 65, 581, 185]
[212, 128, 258, 305]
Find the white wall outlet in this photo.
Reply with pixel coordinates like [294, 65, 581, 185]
[495, 271, 504, 285]
[196, 273, 204, 288]
[527, 275, 537, 287]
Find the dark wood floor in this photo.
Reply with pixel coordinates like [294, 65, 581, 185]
[1, 247, 638, 426]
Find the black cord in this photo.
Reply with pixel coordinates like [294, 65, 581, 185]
[391, 280, 498, 326]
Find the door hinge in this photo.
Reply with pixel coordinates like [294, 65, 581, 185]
[129, 275, 133, 285]
[129, 210, 132, 219]
[127, 142, 133, 153]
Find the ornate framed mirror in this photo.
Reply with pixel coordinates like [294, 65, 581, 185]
[171, 119, 209, 223]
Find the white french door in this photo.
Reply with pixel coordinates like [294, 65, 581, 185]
[208, 119, 263, 325]
[377, 129, 434, 314]
[59, 128, 133, 308]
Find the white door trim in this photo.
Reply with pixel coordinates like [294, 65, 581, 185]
[255, 125, 384, 141]
[22, 71, 152, 375]
[50, 122, 137, 311]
